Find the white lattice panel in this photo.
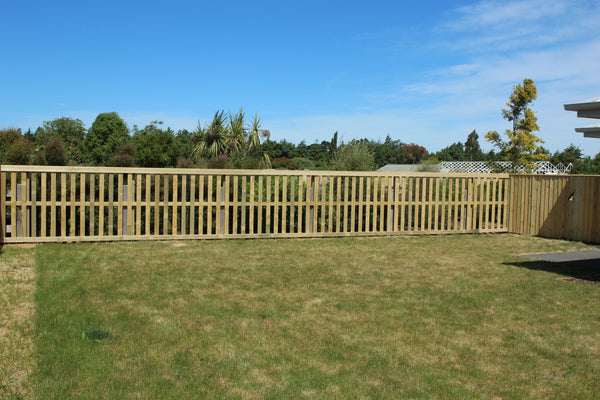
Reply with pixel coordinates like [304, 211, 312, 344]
[439, 161, 572, 175]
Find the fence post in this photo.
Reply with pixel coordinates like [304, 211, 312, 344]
[16, 184, 22, 237]
[389, 186, 395, 232]
[220, 185, 225, 235]
[463, 187, 468, 229]
[123, 185, 128, 235]
[309, 185, 314, 233]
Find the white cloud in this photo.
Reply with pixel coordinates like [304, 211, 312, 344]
[443, 0, 599, 52]
[449, 0, 568, 30]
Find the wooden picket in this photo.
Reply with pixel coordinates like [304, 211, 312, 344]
[1, 165, 510, 243]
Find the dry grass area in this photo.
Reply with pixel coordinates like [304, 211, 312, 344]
[2, 234, 600, 399]
[0, 244, 36, 399]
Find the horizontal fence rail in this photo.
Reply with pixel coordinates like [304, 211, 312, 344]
[1, 166, 509, 243]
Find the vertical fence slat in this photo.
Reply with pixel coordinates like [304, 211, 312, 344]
[99, 174, 105, 237]
[50, 173, 57, 237]
[206, 175, 213, 235]
[232, 175, 238, 235]
[171, 175, 178, 236]
[117, 174, 123, 236]
[30, 173, 37, 238]
[282, 176, 288, 234]
[273, 175, 279, 235]
[68, 174, 76, 237]
[22, 174, 29, 237]
[265, 175, 271, 235]
[289, 176, 295, 234]
[90, 173, 96, 237]
[241, 176, 247, 235]
[153, 175, 159, 235]
[224, 175, 230, 235]
[190, 175, 196, 236]
[199, 175, 205, 235]
[79, 173, 85, 237]
[136, 174, 143, 235]
[257, 175, 263, 235]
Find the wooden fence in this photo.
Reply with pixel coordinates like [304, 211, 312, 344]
[507, 174, 600, 243]
[1, 166, 509, 243]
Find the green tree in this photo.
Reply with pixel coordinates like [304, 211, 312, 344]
[35, 117, 86, 163]
[330, 131, 338, 158]
[464, 130, 483, 161]
[573, 153, 600, 175]
[332, 140, 375, 171]
[193, 110, 229, 158]
[551, 144, 582, 166]
[485, 79, 547, 165]
[372, 135, 406, 168]
[108, 144, 136, 167]
[401, 143, 428, 164]
[84, 112, 129, 165]
[132, 122, 179, 168]
[174, 129, 195, 162]
[262, 139, 297, 160]
[0, 128, 23, 163]
[5, 137, 34, 165]
[45, 137, 67, 166]
[435, 142, 464, 162]
[192, 109, 271, 167]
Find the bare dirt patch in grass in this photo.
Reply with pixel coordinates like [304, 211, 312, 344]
[561, 275, 600, 284]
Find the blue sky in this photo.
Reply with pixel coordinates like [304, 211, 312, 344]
[2, 0, 600, 156]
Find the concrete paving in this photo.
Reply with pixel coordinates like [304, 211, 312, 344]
[519, 249, 600, 267]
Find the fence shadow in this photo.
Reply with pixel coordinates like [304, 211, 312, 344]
[506, 258, 600, 284]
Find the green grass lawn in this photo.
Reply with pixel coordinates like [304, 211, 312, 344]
[2, 234, 600, 399]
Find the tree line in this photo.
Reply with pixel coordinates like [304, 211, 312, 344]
[1, 80, 599, 173]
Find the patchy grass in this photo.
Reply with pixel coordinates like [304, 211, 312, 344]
[8, 234, 600, 399]
[0, 245, 36, 400]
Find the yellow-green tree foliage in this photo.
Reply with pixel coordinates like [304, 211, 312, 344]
[485, 78, 547, 164]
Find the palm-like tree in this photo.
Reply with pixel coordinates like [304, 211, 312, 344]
[192, 108, 271, 167]
[192, 111, 228, 159]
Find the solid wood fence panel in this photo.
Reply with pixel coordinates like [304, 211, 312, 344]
[1, 166, 511, 243]
[507, 174, 600, 243]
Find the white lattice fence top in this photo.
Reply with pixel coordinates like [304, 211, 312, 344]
[439, 161, 572, 175]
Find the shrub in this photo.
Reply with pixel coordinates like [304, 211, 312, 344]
[0, 128, 23, 163]
[272, 157, 296, 170]
[207, 155, 233, 169]
[45, 137, 67, 166]
[291, 157, 316, 170]
[108, 144, 136, 167]
[332, 141, 375, 171]
[176, 158, 194, 168]
[5, 137, 34, 165]
[33, 150, 48, 165]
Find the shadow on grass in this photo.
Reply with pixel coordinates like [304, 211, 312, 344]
[506, 257, 600, 284]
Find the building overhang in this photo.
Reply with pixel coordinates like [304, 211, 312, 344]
[564, 97, 600, 118]
[575, 124, 600, 138]
[564, 97, 600, 138]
